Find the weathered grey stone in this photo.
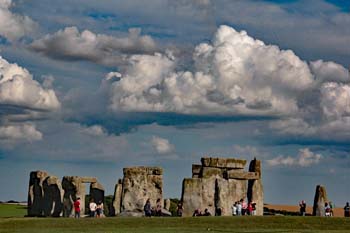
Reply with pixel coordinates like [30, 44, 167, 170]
[123, 166, 163, 177]
[227, 170, 259, 180]
[201, 157, 246, 169]
[313, 185, 328, 216]
[202, 167, 224, 178]
[121, 167, 163, 214]
[161, 208, 172, 216]
[28, 171, 64, 217]
[247, 158, 264, 216]
[181, 177, 216, 217]
[28, 171, 49, 216]
[215, 178, 247, 216]
[62, 176, 86, 217]
[164, 199, 171, 211]
[90, 182, 104, 205]
[42, 176, 64, 217]
[192, 164, 202, 177]
[61, 176, 104, 217]
[181, 157, 264, 217]
[112, 179, 123, 216]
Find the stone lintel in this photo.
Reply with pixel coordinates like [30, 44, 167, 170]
[123, 166, 163, 177]
[81, 177, 98, 183]
[201, 157, 246, 169]
[192, 164, 202, 175]
[201, 167, 224, 178]
[90, 182, 104, 191]
[227, 170, 259, 180]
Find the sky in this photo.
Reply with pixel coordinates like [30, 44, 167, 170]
[0, 0, 349, 206]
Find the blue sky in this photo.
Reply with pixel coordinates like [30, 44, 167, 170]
[0, 0, 349, 206]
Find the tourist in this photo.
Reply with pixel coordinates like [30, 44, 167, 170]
[251, 201, 257, 216]
[144, 198, 152, 217]
[96, 201, 104, 218]
[177, 202, 184, 217]
[215, 207, 222, 216]
[329, 201, 334, 217]
[203, 208, 211, 216]
[299, 200, 306, 216]
[73, 197, 81, 218]
[325, 202, 331, 217]
[155, 198, 162, 216]
[192, 209, 201, 216]
[247, 202, 253, 215]
[237, 201, 242, 216]
[344, 202, 350, 217]
[232, 202, 237, 216]
[89, 198, 97, 217]
[241, 199, 247, 215]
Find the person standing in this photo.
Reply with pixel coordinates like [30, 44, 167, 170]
[237, 201, 242, 216]
[96, 201, 104, 218]
[251, 201, 257, 216]
[144, 198, 152, 217]
[232, 202, 237, 216]
[176, 202, 184, 217]
[156, 198, 162, 216]
[344, 202, 350, 217]
[74, 197, 81, 218]
[299, 200, 306, 216]
[89, 198, 97, 217]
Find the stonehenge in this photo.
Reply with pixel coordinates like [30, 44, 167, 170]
[112, 167, 164, 216]
[181, 157, 264, 216]
[27, 171, 64, 217]
[313, 185, 328, 216]
[28, 171, 104, 217]
[62, 176, 104, 217]
[27, 157, 263, 217]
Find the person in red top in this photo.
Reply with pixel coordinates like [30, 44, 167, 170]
[74, 197, 81, 218]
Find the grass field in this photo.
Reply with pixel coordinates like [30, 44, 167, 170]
[0, 204, 27, 218]
[1, 216, 350, 233]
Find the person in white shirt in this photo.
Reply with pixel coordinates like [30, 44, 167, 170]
[89, 199, 97, 217]
[232, 202, 237, 216]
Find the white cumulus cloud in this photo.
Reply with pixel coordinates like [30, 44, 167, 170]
[108, 25, 337, 116]
[0, 123, 42, 141]
[30, 27, 158, 66]
[151, 136, 174, 154]
[0, 56, 60, 111]
[267, 148, 322, 167]
[0, 0, 37, 41]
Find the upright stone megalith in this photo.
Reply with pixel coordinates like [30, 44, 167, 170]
[27, 171, 63, 217]
[247, 158, 264, 216]
[181, 157, 264, 216]
[112, 166, 163, 216]
[62, 176, 103, 217]
[112, 179, 123, 216]
[313, 185, 328, 216]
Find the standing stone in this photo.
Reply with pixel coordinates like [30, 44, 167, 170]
[42, 176, 64, 217]
[112, 179, 123, 216]
[181, 177, 216, 217]
[28, 171, 49, 216]
[121, 167, 163, 214]
[215, 178, 247, 216]
[313, 185, 328, 216]
[90, 182, 105, 204]
[62, 176, 86, 217]
[247, 158, 264, 216]
[164, 199, 171, 211]
[181, 157, 264, 217]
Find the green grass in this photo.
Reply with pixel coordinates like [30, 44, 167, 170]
[1, 216, 350, 233]
[0, 204, 27, 218]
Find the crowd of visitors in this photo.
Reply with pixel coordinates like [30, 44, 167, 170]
[231, 199, 257, 216]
